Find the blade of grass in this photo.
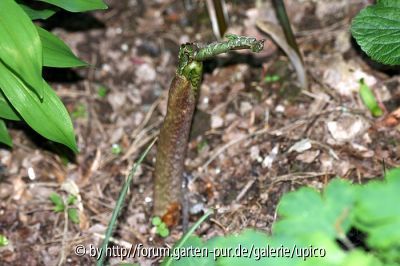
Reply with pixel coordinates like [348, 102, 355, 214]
[161, 209, 214, 266]
[96, 138, 157, 266]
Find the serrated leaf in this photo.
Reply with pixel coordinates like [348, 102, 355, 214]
[18, 3, 57, 20]
[68, 208, 79, 224]
[353, 169, 400, 252]
[0, 119, 12, 147]
[351, 4, 400, 65]
[0, 0, 43, 98]
[38, 0, 107, 12]
[37, 26, 87, 68]
[49, 192, 65, 212]
[0, 90, 20, 121]
[274, 179, 357, 239]
[0, 61, 78, 152]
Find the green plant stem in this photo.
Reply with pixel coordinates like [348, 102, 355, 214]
[271, 0, 302, 62]
[97, 138, 156, 266]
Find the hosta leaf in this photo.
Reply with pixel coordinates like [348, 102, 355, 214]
[37, 26, 87, 68]
[0, 119, 12, 147]
[0, 0, 43, 98]
[19, 3, 57, 20]
[0, 90, 20, 121]
[351, 3, 400, 65]
[37, 0, 107, 12]
[0, 61, 78, 152]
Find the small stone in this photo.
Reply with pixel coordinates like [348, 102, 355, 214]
[211, 115, 224, 129]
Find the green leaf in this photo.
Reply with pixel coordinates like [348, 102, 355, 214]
[0, 0, 43, 98]
[37, 26, 87, 68]
[353, 169, 400, 253]
[0, 234, 9, 247]
[18, 3, 57, 20]
[49, 192, 65, 212]
[0, 61, 78, 152]
[67, 194, 77, 205]
[273, 179, 357, 239]
[359, 79, 383, 117]
[152, 216, 162, 226]
[0, 119, 12, 147]
[37, 0, 107, 12]
[158, 228, 169, 238]
[68, 208, 80, 224]
[351, 3, 400, 65]
[0, 91, 20, 121]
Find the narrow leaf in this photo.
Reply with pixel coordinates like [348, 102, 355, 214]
[0, 0, 43, 97]
[38, 0, 107, 12]
[351, 4, 400, 65]
[0, 61, 78, 152]
[18, 3, 57, 20]
[37, 26, 88, 68]
[97, 139, 157, 266]
[0, 90, 20, 121]
[0, 119, 12, 147]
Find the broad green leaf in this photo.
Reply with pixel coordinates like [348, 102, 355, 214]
[37, 26, 87, 68]
[37, 0, 107, 12]
[377, 0, 400, 8]
[353, 169, 400, 252]
[300, 233, 382, 266]
[0, 0, 43, 98]
[359, 79, 383, 117]
[0, 119, 12, 147]
[273, 179, 357, 239]
[0, 90, 20, 121]
[18, 3, 57, 20]
[351, 4, 400, 65]
[0, 61, 78, 152]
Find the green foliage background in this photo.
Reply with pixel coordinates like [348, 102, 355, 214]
[0, 0, 107, 151]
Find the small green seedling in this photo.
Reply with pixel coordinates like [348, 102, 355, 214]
[111, 143, 122, 155]
[49, 192, 79, 224]
[264, 74, 281, 83]
[152, 216, 170, 238]
[0, 234, 9, 247]
[196, 139, 208, 153]
[359, 79, 383, 117]
[97, 85, 108, 98]
[71, 103, 87, 119]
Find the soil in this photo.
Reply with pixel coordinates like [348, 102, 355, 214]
[1, 0, 399, 265]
